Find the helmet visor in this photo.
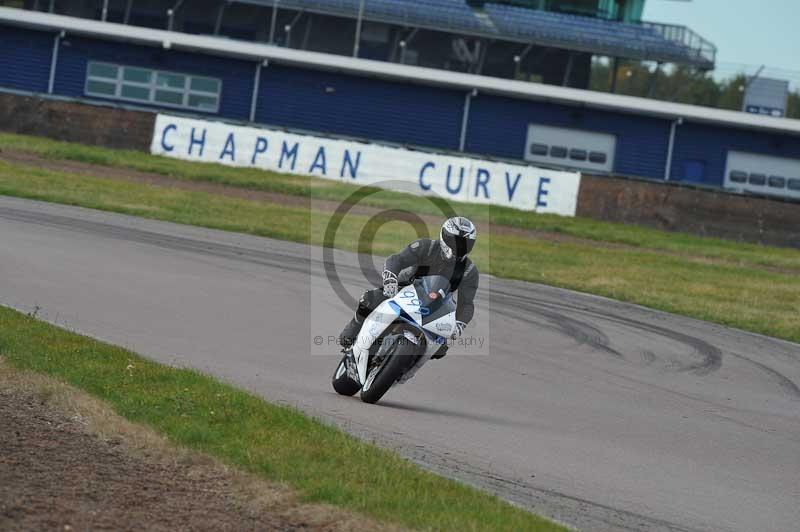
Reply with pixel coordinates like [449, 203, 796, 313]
[442, 232, 475, 258]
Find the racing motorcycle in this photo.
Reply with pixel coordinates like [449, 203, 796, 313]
[331, 274, 456, 404]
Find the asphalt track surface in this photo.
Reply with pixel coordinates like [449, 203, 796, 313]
[1, 196, 798, 532]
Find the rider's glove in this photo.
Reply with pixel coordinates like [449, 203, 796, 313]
[382, 270, 398, 298]
[451, 320, 466, 340]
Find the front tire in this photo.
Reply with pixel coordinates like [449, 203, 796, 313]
[360, 336, 418, 404]
[332, 355, 360, 396]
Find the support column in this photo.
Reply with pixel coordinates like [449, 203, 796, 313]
[647, 61, 662, 97]
[301, 14, 313, 50]
[609, 56, 619, 93]
[398, 28, 418, 64]
[459, 89, 476, 152]
[48, 31, 63, 95]
[123, 0, 134, 24]
[284, 10, 303, 48]
[664, 117, 682, 181]
[269, 0, 279, 44]
[475, 40, 489, 75]
[513, 43, 533, 79]
[214, 1, 227, 35]
[250, 61, 265, 123]
[562, 52, 574, 86]
[167, 0, 185, 32]
[353, 0, 365, 57]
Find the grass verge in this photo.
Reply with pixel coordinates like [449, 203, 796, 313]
[0, 152, 798, 342]
[0, 306, 564, 531]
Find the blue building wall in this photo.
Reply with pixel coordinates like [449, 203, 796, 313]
[54, 35, 254, 120]
[670, 122, 800, 185]
[256, 65, 464, 151]
[466, 94, 671, 179]
[0, 26, 54, 94]
[2, 22, 800, 190]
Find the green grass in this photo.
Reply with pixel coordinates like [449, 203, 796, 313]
[0, 306, 564, 531]
[0, 156, 797, 342]
[3, 131, 800, 272]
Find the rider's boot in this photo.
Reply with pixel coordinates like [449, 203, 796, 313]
[339, 291, 379, 350]
[339, 315, 363, 351]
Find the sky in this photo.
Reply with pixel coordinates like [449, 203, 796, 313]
[643, 0, 799, 77]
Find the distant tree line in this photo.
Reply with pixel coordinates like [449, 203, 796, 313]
[589, 61, 800, 119]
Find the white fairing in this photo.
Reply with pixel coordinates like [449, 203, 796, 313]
[352, 287, 456, 385]
[422, 313, 456, 338]
[353, 299, 398, 384]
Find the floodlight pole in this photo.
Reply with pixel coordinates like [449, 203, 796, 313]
[101, 0, 109, 21]
[353, 0, 365, 57]
[744, 65, 765, 90]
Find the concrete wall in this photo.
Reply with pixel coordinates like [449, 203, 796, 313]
[1, 92, 798, 248]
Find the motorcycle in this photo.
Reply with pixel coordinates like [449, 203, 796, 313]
[332, 274, 456, 404]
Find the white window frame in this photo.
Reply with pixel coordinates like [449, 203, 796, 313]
[84, 61, 222, 113]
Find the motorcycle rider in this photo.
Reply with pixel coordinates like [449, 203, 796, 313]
[339, 216, 479, 358]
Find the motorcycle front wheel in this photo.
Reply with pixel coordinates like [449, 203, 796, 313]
[360, 334, 418, 404]
[331, 354, 361, 396]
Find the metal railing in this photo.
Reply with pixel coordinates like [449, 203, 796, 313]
[642, 21, 717, 66]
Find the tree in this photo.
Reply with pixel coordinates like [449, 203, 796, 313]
[590, 61, 800, 119]
[786, 91, 800, 119]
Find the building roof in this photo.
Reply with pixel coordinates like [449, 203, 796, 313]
[2, 7, 799, 137]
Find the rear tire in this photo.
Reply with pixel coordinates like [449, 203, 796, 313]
[360, 337, 418, 404]
[332, 355, 360, 396]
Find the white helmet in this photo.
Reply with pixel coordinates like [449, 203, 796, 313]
[439, 217, 476, 260]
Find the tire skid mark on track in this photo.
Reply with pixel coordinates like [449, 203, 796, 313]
[488, 291, 625, 359]
[591, 368, 800, 444]
[497, 289, 723, 376]
[0, 206, 312, 276]
[727, 352, 800, 399]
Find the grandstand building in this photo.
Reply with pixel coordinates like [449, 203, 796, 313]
[1, 3, 799, 200]
[15, 0, 716, 90]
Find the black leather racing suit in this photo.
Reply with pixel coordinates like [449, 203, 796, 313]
[339, 238, 479, 350]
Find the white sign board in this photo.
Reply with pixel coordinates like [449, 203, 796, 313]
[743, 77, 789, 118]
[151, 114, 582, 216]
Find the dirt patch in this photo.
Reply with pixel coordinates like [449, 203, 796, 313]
[0, 360, 401, 532]
[1, 149, 796, 275]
